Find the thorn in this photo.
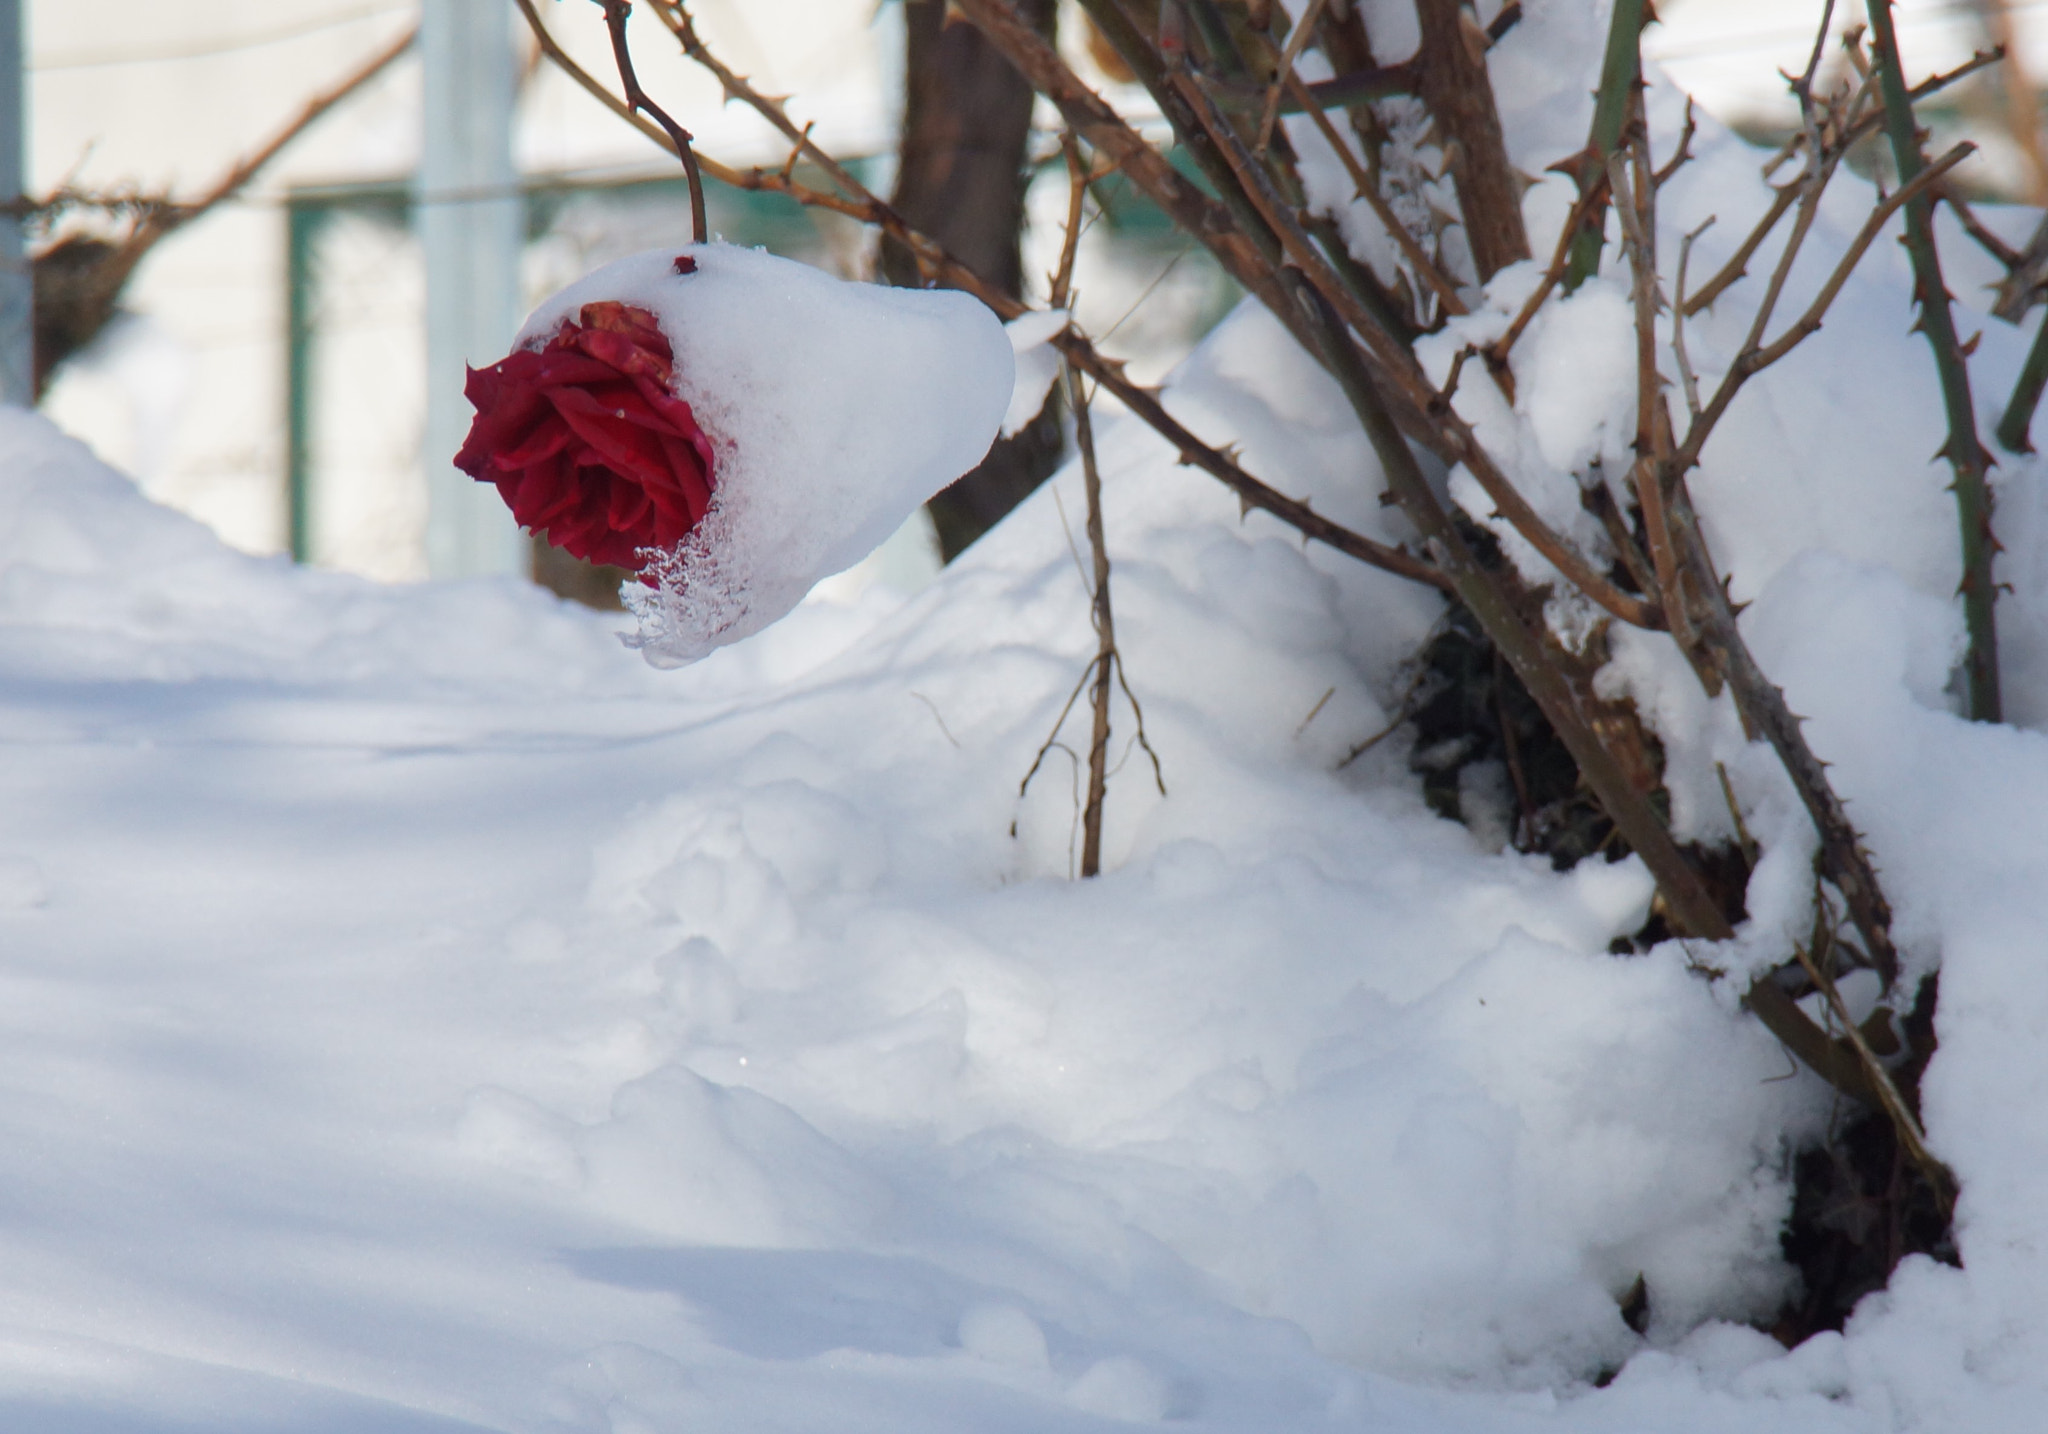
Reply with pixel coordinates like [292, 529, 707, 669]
[1960, 329, 1982, 357]
[1547, 147, 1601, 188]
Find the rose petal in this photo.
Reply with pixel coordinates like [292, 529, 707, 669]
[455, 300, 719, 572]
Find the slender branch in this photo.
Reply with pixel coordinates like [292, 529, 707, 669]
[1255, 0, 1329, 155]
[1682, 182, 1798, 319]
[1673, 217, 1713, 420]
[646, 0, 869, 205]
[1050, 329, 1455, 591]
[1071, 361, 1117, 878]
[596, 0, 706, 243]
[1747, 145, 1973, 371]
[1675, 142, 1971, 479]
[958, 0, 1304, 330]
[1684, 47, 1998, 318]
[1050, 134, 1089, 311]
[1653, 98, 1697, 188]
[1866, 0, 2000, 723]
[1614, 146, 1694, 665]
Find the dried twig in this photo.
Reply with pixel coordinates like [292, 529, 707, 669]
[1049, 134, 1089, 311]
[1672, 217, 1713, 421]
[1174, 63, 1664, 628]
[1683, 49, 1995, 319]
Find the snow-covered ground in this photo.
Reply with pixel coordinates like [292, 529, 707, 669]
[8, 5, 2048, 1429]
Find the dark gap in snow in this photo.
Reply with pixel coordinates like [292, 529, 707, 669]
[1772, 973, 1958, 1348]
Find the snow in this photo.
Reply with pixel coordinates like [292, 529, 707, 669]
[9, 3, 2048, 1430]
[515, 244, 1013, 666]
[1002, 309, 1070, 437]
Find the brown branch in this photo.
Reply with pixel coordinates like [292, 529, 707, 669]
[1685, 48, 1999, 318]
[1794, 930, 1952, 1198]
[1050, 133, 1088, 311]
[1175, 64, 1663, 629]
[1677, 143, 1973, 475]
[1413, 0, 1530, 281]
[597, 0, 706, 243]
[955, 0, 1299, 326]
[1071, 360, 1116, 878]
[1653, 97, 1697, 188]
[1051, 329, 1455, 591]
[1681, 182, 1797, 318]
[1751, 145, 1973, 369]
[646, 0, 871, 206]
[1943, 188, 2022, 271]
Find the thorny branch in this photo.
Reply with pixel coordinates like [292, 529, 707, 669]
[542, 0, 1969, 1167]
[1866, 0, 2001, 723]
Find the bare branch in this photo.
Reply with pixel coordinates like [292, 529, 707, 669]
[1175, 64, 1664, 628]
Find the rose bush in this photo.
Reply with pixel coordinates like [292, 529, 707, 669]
[454, 298, 717, 573]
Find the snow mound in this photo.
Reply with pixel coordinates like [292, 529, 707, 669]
[515, 244, 1014, 666]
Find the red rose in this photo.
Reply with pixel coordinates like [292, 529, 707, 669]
[455, 299, 717, 573]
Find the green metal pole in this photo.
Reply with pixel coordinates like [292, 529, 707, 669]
[285, 201, 322, 565]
